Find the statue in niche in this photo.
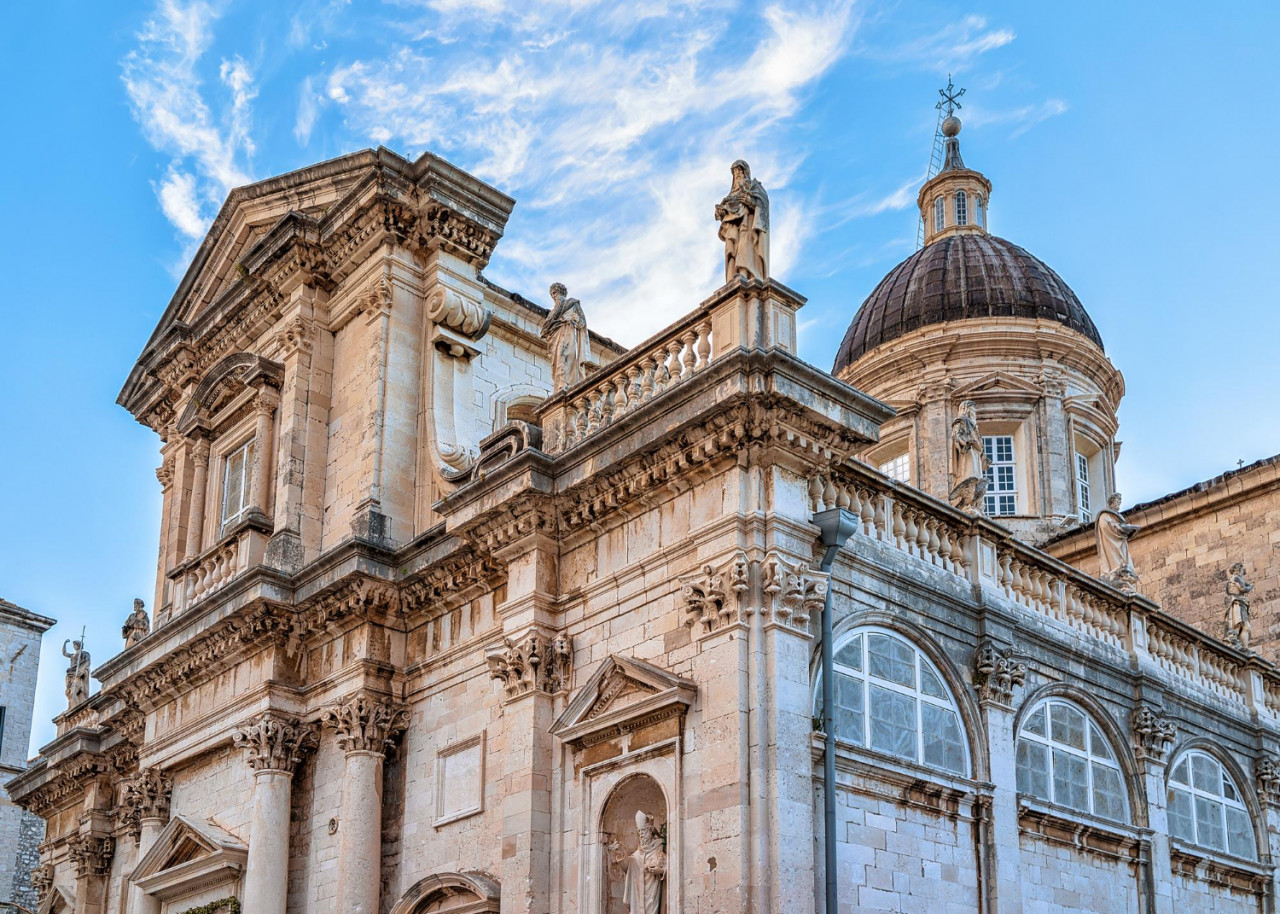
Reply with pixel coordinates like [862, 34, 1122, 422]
[1225, 562, 1254, 649]
[1096, 493, 1141, 593]
[948, 400, 989, 513]
[122, 598, 150, 648]
[607, 811, 666, 914]
[715, 160, 770, 283]
[62, 639, 90, 707]
[541, 282, 590, 393]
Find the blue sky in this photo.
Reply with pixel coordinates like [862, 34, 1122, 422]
[2, 0, 1277, 753]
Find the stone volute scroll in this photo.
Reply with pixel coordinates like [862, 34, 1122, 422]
[1225, 562, 1254, 649]
[541, 282, 590, 393]
[715, 160, 770, 283]
[972, 640, 1026, 706]
[949, 399, 989, 514]
[1096, 493, 1141, 593]
[122, 598, 151, 649]
[1130, 701, 1176, 765]
[425, 278, 492, 481]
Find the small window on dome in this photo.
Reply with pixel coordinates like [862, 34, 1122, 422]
[955, 191, 968, 226]
[975, 195, 985, 227]
[933, 197, 945, 233]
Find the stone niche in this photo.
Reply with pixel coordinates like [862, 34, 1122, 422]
[551, 655, 695, 914]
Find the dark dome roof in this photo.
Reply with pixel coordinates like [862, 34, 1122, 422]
[832, 233, 1103, 374]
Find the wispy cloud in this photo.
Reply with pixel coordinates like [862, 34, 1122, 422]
[859, 14, 1014, 73]
[965, 99, 1069, 137]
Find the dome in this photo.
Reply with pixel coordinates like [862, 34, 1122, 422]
[832, 234, 1104, 374]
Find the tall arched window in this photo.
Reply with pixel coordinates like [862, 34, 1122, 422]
[815, 628, 968, 775]
[974, 195, 985, 227]
[1168, 751, 1256, 859]
[933, 197, 945, 233]
[955, 190, 968, 226]
[1016, 698, 1128, 821]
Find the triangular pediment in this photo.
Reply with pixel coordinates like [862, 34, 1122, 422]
[133, 814, 247, 902]
[38, 884, 74, 914]
[951, 371, 1043, 400]
[552, 655, 696, 750]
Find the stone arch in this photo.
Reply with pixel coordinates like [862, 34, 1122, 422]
[492, 383, 548, 426]
[820, 608, 990, 781]
[599, 772, 668, 914]
[176, 353, 283, 435]
[390, 872, 500, 914]
[1165, 736, 1266, 859]
[1015, 682, 1145, 826]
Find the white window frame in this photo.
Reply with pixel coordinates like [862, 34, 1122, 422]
[1075, 452, 1093, 522]
[975, 195, 985, 227]
[1016, 698, 1129, 822]
[815, 627, 970, 777]
[878, 452, 911, 484]
[1167, 750, 1256, 860]
[220, 437, 256, 527]
[933, 196, 945, 233]
[983, 434, 1018, 516]
[955, 190, 968, 226]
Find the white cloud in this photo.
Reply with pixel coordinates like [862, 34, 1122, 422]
[860, 14, 1014, 73]
[156, 168, 207, 238]
[965, 99, 1069, 137]
[295, 76, 323, 145]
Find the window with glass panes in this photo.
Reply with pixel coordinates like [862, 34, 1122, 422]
[955, 190, 968, 226]
[1167, 752, 1255, 859]
[982, 435, 1017, 515]
[975, 196, 985, 227]
[934, 197, 945, 233]
[1015, 699, 1127, 822]
[1076, 453, 1092, 522]
[878, 452, 910, 484]
[815, 629, 968, 775]
[221, 438, 256, 526]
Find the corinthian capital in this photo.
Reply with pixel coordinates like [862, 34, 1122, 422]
[68, 834, 115, 877]
[320, 693, 409, 756]
[231, 712, 318, 774]
[120, 768, 173, 840]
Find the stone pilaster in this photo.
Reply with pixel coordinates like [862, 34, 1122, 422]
[973, 640, 1027, 913]
[122, 768, 172, 914]
[184, 437, 211, 560]
[1131, 701, 1177, 914]
[248, 385, 280, 523]
[68, 833, 114, 914]
[232, 712, 317, 914]
[320, 693, 409, 914]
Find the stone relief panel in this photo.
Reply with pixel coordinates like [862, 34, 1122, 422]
[435, 732, 486, 826]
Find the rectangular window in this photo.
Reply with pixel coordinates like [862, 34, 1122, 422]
[933, 197, 945, 233]
[878, 452, 910, 483]
[221, 439, 256, 526]
[975, 196, 985, 227]
[1075, 453, 1092, 522]
[955, 191, 968, 226]
[982, 435, 1017, 516]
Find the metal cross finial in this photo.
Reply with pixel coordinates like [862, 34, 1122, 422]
[937, 75, 966, 117]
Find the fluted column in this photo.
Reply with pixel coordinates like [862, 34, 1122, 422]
[124, 768, 172, 914]
[248, 386, 280, 521]
[232, 713, 317, 914]
[185, 437, 211, 560]
[321, 694, 409, 914]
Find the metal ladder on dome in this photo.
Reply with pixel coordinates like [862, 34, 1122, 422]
[915, 105, 946, 250]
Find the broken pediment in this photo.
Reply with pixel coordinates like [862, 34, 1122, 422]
[132, 814, 248, 903]
[551, 655, 696, 751]
[951, 370, 1044, 402]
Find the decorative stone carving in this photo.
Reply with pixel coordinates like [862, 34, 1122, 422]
[31, 863, 53, 904]
[320, 694, 409, 756]
[68, 833, 115, 877]
[1257, 754, 1280, 807]
[715, 160, 769, 283]
[156, 455, 175, 489]
[120, 767, 173, 840]
[972, 640, 1026, 706]
[541, 283, 590, 392]
[679, 556, 749, 634]
[231, 713, 318, 774]
[122, 598, 151, 649]
[1131, 702, 1176, 764]
[615, 810, 666, 914]
[62, 638, 90, 707]
[1096, 493, 1141, 593]
[427, 286, 491, 342]
[1225, 562, 1254, 649]
[486, 631, 572, 699]
[949, 399, 989, 514]
[273, 314, 316, 356]
[760, 554, 827, 632]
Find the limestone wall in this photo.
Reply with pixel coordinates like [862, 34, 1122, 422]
[1018, 837, 1138, 912]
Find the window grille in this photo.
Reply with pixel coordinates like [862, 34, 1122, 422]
[1168, 752, 1256, 859]
[1016, 699, 1128, 822]
[982, 435, 1017, 516]
[955, 190, 968, 226]
[221, 439, 256, 526]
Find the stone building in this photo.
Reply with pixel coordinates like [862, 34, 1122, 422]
[10, 99, 1280, 914]
[0, 598, 56, 910]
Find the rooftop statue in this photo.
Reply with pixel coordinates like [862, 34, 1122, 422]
[541, 282, 590, 393]
[1226, 562, 1254, 649]
[1096, 493, 1141, 593]
[122, 598, 150, 649]
[715, 160, 770, 283]
[949, 400, 989, 514]
[62, 638, 90, 707]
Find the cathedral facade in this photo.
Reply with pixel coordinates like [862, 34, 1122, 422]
[9, 110, 1280, 914]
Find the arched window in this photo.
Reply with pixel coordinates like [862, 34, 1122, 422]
[1168, 751, 1255, 859]
[955, 190, 968, 226]
[1016, 698, 1127, 821]
[816, 628, 968, 775]
[974, 195, 985, 227]
[933, 197, 945, 233]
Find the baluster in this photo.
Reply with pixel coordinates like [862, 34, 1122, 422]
[640, 357, 656, 401]
[892, 503, 907, 550]
[681, 330, 697, 377]
[926, 519, 941, 565]
[611, 373, 629, 419]
[822, 478, 837, 513]
[836, 483, 851, 510]
[695, 320, 712, 368]
[600, 381, 616, 427]
[627, 364, 643, 410]
[809, 475, 824, 512]
[873, 495, 888, 542]
[667, 339, 684, 383]
[860, 489, 876, 537]
[574, 397, 590, 441]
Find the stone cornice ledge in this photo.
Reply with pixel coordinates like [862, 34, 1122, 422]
[1169, 840, 1274, 893]
[1017, 798, 1145, 862]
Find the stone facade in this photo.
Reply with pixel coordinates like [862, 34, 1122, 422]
[9, 141, 1280, 914]
[0, 598, 56, 910]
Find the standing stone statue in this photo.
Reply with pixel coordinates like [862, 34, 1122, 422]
[1096, 493, 1141, 592]
[948, 400, 989, 513]
[122, 598, 151, 648]
[621, 810, 666, 914]
[62, 639, 91, 707]
[715, 160, 770, 283]
[541, 282, 590, 392]
[1225, 562, 1254, 649]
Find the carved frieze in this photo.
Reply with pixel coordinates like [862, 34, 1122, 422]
[1131, 702, 1177, 764]
[68, 834, 115, 878]
[487, 631, 572, 700]
[231, 713, 318, 775]
[119, 768, 173, 840]
[1257, 754, 1280, 807]
[760, 553, 827, 633]
[972, 640, 1027, 706]
[320, 694, 409, 756]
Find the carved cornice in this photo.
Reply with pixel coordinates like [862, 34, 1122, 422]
[119, 768, 174, 841]
[402, 550, 500, 617]
[487, 630, 572, 701]
[972, 640, 1027, 706]
[68, 833, 115, 878]
[231, 712, 318, 775]
[1130, 702, 1176, 764]
[320, 694, 409, 756]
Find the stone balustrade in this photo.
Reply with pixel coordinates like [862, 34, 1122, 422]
[168, 526, 268, 616]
